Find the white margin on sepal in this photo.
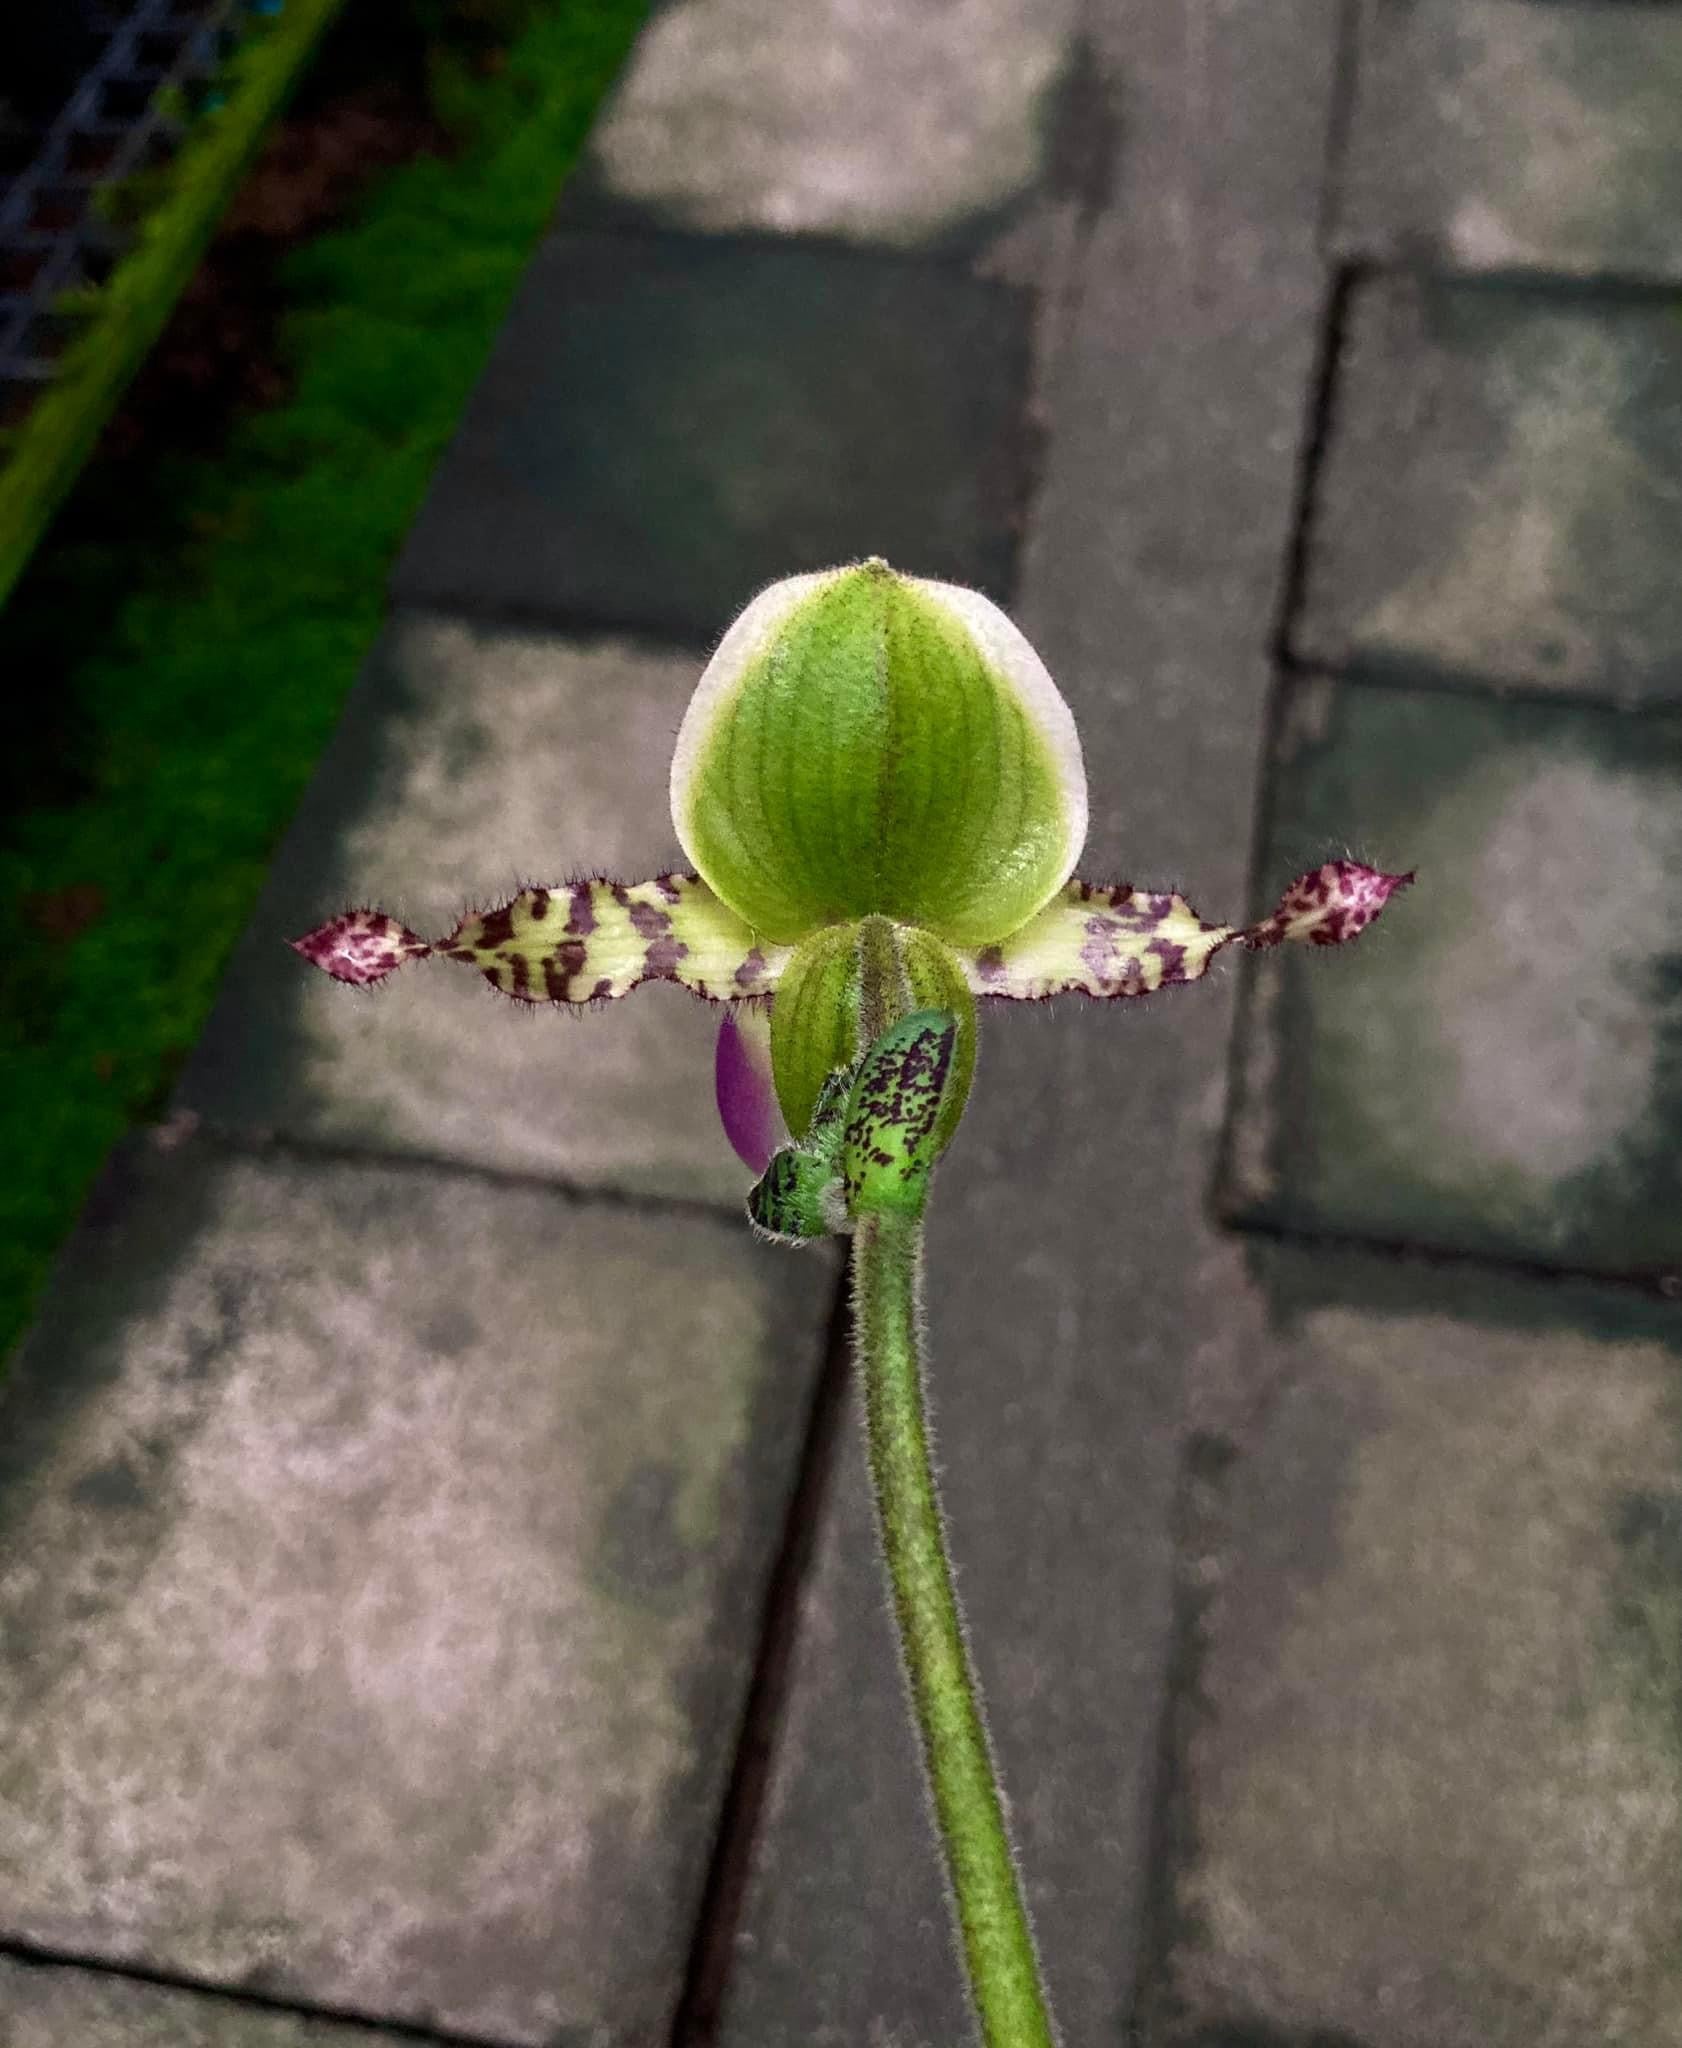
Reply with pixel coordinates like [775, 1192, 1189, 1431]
[669, 566, 842, 863]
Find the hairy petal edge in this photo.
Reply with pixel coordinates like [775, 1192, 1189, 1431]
[291, 875, 791, 1005]
[958, 861, 1412, 1001]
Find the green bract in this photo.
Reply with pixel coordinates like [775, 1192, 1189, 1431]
[669, 559, 1089, 949]
[841, 1009, 961, 1222]
[745, 1005, 963, 1240]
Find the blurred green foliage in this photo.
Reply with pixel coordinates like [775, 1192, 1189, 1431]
[0, 0, 650, 1366]
[0, 0, 352, 611]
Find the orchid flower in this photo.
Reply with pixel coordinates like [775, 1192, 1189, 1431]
[293, 558, 1405, 1219]
[291, 558, 1407, 2047]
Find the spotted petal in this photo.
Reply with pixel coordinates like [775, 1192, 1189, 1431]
[292, 874, 791, 1004]
[288, 910, 430, 987]
[1240, 860, 1412, 949]
[959, 861, 1411, 1000]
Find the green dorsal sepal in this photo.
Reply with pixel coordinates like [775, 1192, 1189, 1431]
[842, 1010, 960, 1222]
[670, 561, 1088, 946]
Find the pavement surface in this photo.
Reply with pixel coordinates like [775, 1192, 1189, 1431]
[2, 0, 1679, 2043]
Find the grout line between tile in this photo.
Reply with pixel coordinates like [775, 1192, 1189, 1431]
[1221, 1210, 1682, 1310]
[0, 1937, 520, 2048]
[1123, 1433, 1227, 2047]
[670, 1257, 858, 2045]
[172, 1116, 753, 1232]
[1315, 0, 1363, 256]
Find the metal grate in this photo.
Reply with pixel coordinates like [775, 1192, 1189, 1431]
[0, 2, 265, 422]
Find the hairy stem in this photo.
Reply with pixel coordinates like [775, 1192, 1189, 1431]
[852, 1210, 1058, 2047]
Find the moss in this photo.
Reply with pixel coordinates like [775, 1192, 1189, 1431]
[0, 0, 651, 1367]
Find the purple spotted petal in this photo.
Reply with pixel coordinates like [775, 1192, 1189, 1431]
[1242, 861, 1414, 949]
[954, 861, 1412, 1000]
[289, 910, 431, 987]
[716, 1001, 785, 1174]
[289, 877, 790, 1003]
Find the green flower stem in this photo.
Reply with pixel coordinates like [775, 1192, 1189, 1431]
[852, 1208, 1058, 2047]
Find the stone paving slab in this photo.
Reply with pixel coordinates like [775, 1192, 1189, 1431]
[1224, 670, 1682, 1282]
[1336, 0, 1682, 282]
[1166, 1246, 1682, 2048]
[558, 0, 1088, 256]
[1297, 278, 1682, 703]
[0, 1958, 418, 2048]
[180, 610, 754, 1209]
[718, 0, 1343, 2034]
[0, 1130, 837, 2047]
[390, 230, 1033, 645]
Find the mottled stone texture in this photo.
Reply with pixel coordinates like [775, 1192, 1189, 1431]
[0, 1957, 413, 2048]
[180, 611, 755, 1207]
[718, 0, 1343, 2038]
[391, 231, 1033, 645]
[1224, 672, 1682, 1280]
[0, 1134, 836, 2046]
[565, 0, 1086, 251]
[1298, 280, 1682, 702]
[1337, 0, 1682, 282]
[1167, 1251, 1682, 2048]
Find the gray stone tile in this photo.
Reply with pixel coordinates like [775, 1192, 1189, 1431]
[559, 0, 1088, 255]
[0, 1133, 837, 2046]
[717, 1, 1343, 2037]
[0, 1958, 413, 2047]
[1167, 1247, 1682, 2048]
[179, 611, 752, 1207]
[390, 231, 1032, 644]
[1336, 0, 1682, 283]
[1298, 278, 1682, 702]
[1224, 672, 1682, 1281]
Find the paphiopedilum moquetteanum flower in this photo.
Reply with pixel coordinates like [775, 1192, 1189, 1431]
[293, 558, 1409, 2046]
[293, 558, 1408, 1233]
